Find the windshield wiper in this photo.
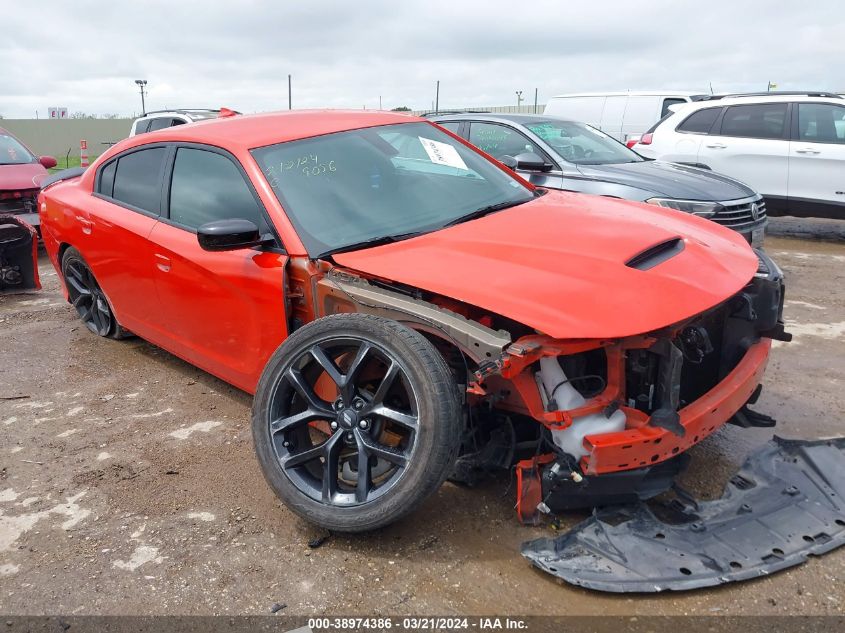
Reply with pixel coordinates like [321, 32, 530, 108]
[441, 198, 530, 228]
[319, 230, 428, 258]
[320, 197, 533, 257]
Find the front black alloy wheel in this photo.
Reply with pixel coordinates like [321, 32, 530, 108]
[252, 314, 462, 532]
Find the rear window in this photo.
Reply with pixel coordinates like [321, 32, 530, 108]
[719, 103, 788, 140]
[148, 117, 184, 132]
[661, 98, 688, 118]
[110, 147, 167, 214]
[437, 121, 461, 134]
[677, 107, 722, 134]
[98, 160, 117, 197]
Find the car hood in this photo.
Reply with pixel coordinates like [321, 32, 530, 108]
[0, 163, 48, 190]
[332, 191, 757, 340]
[576, 160, 756, 201]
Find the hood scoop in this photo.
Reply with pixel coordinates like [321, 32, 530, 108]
[626, 237, 685, 271]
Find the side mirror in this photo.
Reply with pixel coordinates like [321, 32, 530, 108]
[515, 152, 554, 172]
[39, 156, 58, 169]
[502, 152, 553, 172]
[197, 219, 271, 251]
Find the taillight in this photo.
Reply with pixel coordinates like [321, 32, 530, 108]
[0, 191, 35, 201]
[626, 139, 638, 149]
[639, 133, 654, 145]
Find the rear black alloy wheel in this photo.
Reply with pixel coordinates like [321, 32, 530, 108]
[252, 314, 462, 532]
[61, 247, 128, 338]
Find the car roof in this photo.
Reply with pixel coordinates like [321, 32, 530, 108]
[137, 109, 224, 120]
[124, 110, 420, 151]
[433, 112, 578, 126]
[675, 94, 844, 113]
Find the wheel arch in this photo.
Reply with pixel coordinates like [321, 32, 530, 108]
[315, 272, 512, 368]
[55, 242, 74, 300]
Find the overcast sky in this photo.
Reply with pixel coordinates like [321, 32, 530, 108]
[2, 1, 843, 119]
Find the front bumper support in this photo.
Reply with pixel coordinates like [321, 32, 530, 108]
[583, 338, 771, 475]
[522, 436, 845, 592]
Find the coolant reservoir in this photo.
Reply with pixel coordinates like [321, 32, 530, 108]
[538, 356, 627, 459]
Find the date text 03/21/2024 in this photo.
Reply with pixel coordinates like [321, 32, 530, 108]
[306, 617, 528, 630]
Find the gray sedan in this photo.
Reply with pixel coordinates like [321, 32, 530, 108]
[431, 113, 767, 246]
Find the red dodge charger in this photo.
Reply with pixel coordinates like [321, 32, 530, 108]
[39, 110, 788, 531]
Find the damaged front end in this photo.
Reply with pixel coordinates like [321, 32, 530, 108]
[0, 215, 40, 293]
[473, 249, 791, 523]
[321, 249, 790, 521]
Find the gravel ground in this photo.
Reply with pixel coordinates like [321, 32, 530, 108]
[0, 236, 843, 617]
[767, 216, 845, 242]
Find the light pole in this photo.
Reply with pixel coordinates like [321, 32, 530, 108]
[135, 79, 147, 115]
[515, 90, 524, 109]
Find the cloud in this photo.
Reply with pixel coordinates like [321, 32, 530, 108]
[1, 0, 842, 118]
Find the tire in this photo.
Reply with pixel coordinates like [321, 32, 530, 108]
[61, 247, 132, 339]
[252, 313, 462, 532]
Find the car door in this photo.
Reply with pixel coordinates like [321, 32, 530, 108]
[787, 102, 845, 218]
[146, 144, 288, 392]
[84, 145, 166, 338]
[466, 121, 563, 188]
[666, 106, 723, 165]
[696, 102, 790, 203]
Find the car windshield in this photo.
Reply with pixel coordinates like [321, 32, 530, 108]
[0, 133, 36, 165]
[251, 122, 535, 257]
[525, 120, 643, 165]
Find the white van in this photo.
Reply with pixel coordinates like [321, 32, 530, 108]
[544, 92, 707, 145]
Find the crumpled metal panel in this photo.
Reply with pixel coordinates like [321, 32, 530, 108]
[522, 436, 845, 592]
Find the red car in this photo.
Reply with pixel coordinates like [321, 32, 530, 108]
[38, 111, 788, 532]
[1, 127, 57, 231]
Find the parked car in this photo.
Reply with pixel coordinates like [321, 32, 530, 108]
[129, 108, 239, 136]
[39, 110, 787, 533]
[0, 127, 57, 231]
[632, 92, 845, 219]
[544, 92, 709, 145]
[432, 113, 767, 246]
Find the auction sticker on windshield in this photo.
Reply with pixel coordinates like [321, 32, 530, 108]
[419, 137, 468, 170]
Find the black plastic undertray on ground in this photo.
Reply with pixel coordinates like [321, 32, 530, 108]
[522, 436, 845, 592]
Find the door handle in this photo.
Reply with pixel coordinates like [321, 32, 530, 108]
[705, 143, 727, 149]
[795, 148, 820, 154]
[154, 254, 171, 273]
